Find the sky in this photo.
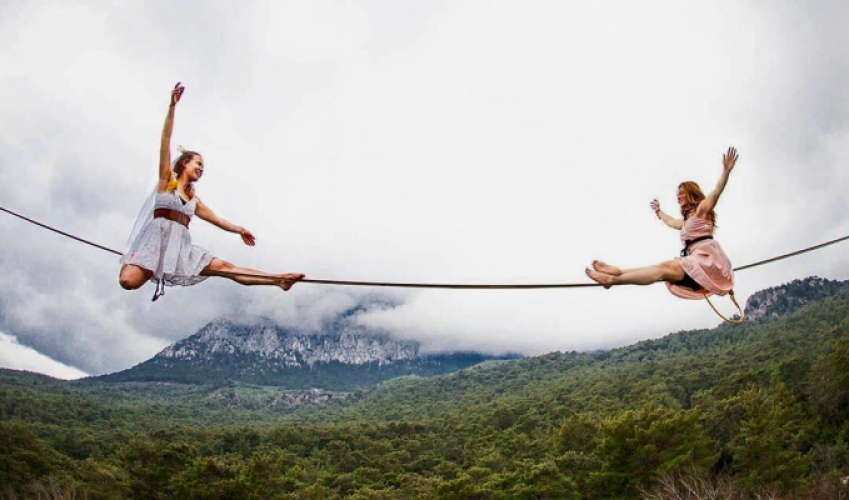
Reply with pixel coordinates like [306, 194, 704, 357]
[0, 331, 88, 380]
[1, 1, 848, 376]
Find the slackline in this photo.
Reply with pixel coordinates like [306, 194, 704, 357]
[2, 204, 848, 290]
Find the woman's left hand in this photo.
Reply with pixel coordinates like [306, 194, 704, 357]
[239, 228, 256, 246]
[723, 146, 739, 173]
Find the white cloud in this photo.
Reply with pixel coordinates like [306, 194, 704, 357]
[0, 1, 847, 373]
[0, 331, 88, 380]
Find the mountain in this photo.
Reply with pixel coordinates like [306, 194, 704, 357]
[96, 317, 513, 390]
[743, 276, 848, 322]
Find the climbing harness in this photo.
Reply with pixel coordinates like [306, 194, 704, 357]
[680, 235, 713, 257]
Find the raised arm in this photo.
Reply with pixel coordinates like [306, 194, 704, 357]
[194, 199, 257, 246]
[697, 146, 738, 218]
[158, 83, 185, 190]
[651, 199, 684, 230]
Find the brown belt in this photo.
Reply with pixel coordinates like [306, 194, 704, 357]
[153, 208, 191, 228]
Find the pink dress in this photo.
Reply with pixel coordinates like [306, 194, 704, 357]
[666, 216, 734, 300]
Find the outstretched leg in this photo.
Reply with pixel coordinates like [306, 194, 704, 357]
[592, 261, 647, 277]
[202, 258, 305, 291]
[592, 260, 622, 276]
[586, 259, 685, 288]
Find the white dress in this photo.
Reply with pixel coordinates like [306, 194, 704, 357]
[121, 190, 215, 300]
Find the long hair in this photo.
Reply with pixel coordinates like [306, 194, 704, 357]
[678, 181, 716, 225]
[173, 150, 200, 197]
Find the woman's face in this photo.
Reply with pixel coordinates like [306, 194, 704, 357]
[677, 187, 686, 208]
[184, 155, 204, 182]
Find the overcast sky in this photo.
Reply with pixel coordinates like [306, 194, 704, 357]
[1, 1, 847, 375]
[0, 331, 87, 380]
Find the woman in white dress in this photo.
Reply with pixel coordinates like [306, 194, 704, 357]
[119, 83, 304, 300]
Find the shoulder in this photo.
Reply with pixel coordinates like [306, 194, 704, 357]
[694, 201, 711, 218]
[192, 195, 207, 212]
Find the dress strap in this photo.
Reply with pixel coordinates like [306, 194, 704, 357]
[152, 278, 166, 302]
[151, 219, 175, 302]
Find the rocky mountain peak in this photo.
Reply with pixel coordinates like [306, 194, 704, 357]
[99, 316, 507, 390]
[159, 318, 420, 368]
[743, 276, 847, 322]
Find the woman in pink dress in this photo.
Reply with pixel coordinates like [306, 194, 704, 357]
[585, 147, 738, 298]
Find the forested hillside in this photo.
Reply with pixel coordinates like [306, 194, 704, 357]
[2, 279, 848, 499]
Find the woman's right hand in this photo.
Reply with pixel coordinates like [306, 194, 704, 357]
[170, 82, 185, 107]
[650, 199, 660, 214]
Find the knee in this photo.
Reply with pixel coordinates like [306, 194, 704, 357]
[119, 275, 140, 290]
[209, 259, 234, 272]
[119, 268, 145, 290]
[661, 260, 684, 280]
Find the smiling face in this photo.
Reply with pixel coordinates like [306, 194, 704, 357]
[183, 154, 204, 182]
[174, 152, 204, 183]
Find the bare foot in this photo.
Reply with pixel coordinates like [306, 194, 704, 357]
[592, 260, 622, 276]
[278, 273, 306, 291]
[586, 268, 614, 289]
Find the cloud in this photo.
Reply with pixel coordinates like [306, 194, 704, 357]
[0, 1, 848, 374]
[0, 331, 88, 380]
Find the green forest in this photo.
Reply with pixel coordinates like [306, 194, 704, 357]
[2, 281, 849, 499]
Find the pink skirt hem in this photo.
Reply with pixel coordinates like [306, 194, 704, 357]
[666, 241, 734, 300]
